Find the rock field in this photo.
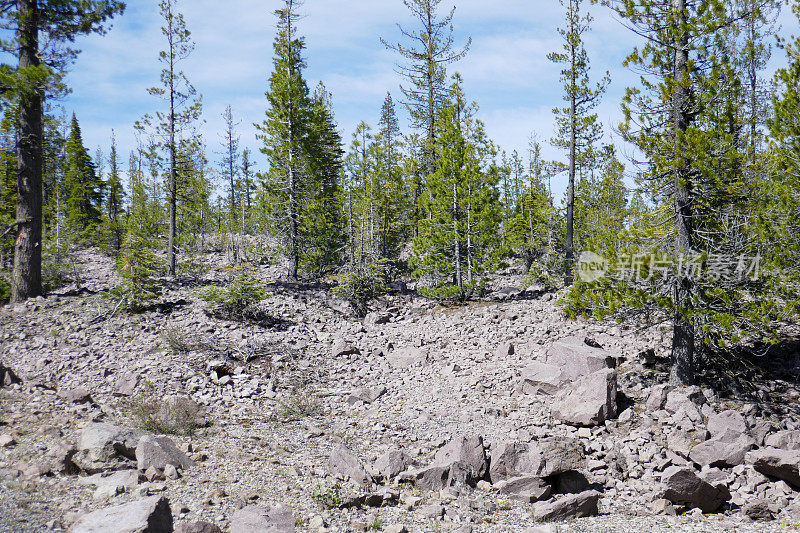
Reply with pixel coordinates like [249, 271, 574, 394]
[2, 248, 800, 532]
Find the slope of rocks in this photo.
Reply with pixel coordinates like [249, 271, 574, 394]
[1, 248, 799, 532]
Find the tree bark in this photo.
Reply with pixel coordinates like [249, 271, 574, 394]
[286, 0, 298, 281]
[167, 3, 177, 277]
[12, 0, 43, 303]
[670, 0, 695, 386]
[564, 0, 577, 286]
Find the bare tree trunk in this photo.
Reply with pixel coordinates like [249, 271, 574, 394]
[286, 0, 299, 281]
[12, 0, 43, 303]
[564, 4, 577, 286]
[167, 7, 177, 277]
[670, 0, 695, 386]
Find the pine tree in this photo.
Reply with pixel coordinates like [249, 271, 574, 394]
[137, 0, 202, 276]
[63, 113, 102, 241]
[766, 0, 800, 270]
[0, 0, 124, 302]
[588, 0, 798, 385]
[549, 0, 609, 284]
[412, 76, 503, 301]
[374, 92, 408, 259]
[506, 137, 561, 279]
[240, 148, 255, 233]
[344, 121, 373, 264]
[0, 104, 17, 294]
[101, 131, 125, 256]
[381, 0, 471, 233]
[220, 105, 240, 228]
[257, 0, 344, 279]
[303, 82, 345, 275]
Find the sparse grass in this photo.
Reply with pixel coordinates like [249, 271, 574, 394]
[276, 388, 323, 420]
[127, 392, 203, 436]
[312, 483, 342, 509]
[369, 517, 384, 530]
[162, 327, 196, 353]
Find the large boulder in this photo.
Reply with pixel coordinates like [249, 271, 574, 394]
[408, 463, 473, 491]
[136, 435, 194, 472]
[229, 504, 295, 533]
[372, 450, 413, 482]
[645, 384, 674, 412]
[688, 429, 755, 468]
[328, 444, 370, 487]
[69, 495, 172, 533]
[551, 369, 617, 427]
[518, 361, 569, 396]
[494, 475, 552, 503]
[664, 387, 705, 423]
[706, 410, 748, 438]
[532, 490, 601, 522]
[431, 436, 488, 481]
[765, 430, 800, 451]
[489, 438, 583, 483]
[660, 466, 730, 513]
[73, 423, 145, 474]
[746, 447, 800, 487]
[544, 336, 615, 381]
[0, 362, 21, 388]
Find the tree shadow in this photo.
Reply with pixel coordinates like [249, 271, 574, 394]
[697, 338, 800, 419]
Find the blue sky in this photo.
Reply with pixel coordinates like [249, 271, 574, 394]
[60, 0, 794, 196]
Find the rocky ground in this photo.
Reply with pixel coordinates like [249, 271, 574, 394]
[2, 247, 800, 532]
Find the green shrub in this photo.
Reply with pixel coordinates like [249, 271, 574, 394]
[333, 260, 389, 317]
[107, 233, 163, 312]
[312, 483, 342, 509]
[0, 277, 9, 304]
[201, 265, 269, 322]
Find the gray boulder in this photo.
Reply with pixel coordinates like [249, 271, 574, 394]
[518, 361, 569, 396]
[229, 504, 295, 533]
[489, 438, 583, 483]
[664, 387, 705, 423]
[69, 495, 172, 533]
[494, 475, 552, 503]
[551, 369, 617, 427]
[331, 339, 360, 357]
[91, 469, 140, 499]
[706, 410, 748, 437]
[328, 444, 370, 487]
[661, 466, 730, 513]
[544, 336, 615, 381]
[432, 435, 488, 481]
[73, 423, 145, 474]
[533, 490, 601, 521]
[645, 384, 674, 411]
[58, 387, 92, 404]
[688, 429, 755, 468]
[372, 450, 413, 482]
[407, 463, 468, 491]
[136, 435, 194, 472]
[764, 430, 800, 451]
[346, 386, 387, 405]
[746, 447, 800, 487]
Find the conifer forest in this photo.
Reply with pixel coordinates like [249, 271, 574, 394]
[2, 0, 800, 531]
